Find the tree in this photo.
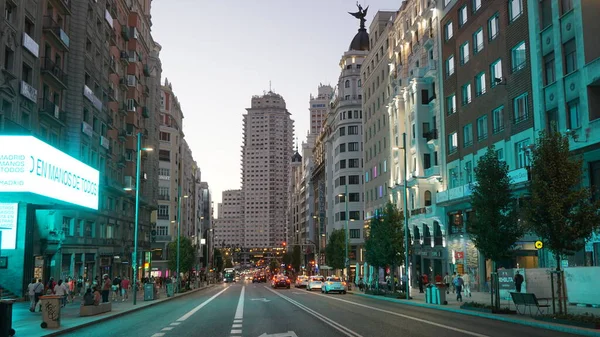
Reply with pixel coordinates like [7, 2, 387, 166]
[326, 229, 346, 271]
[168, 236, 197, 277]
[213, 249, 224, 272]
[525, 131, 600, 313]
[269, 259, 279, 274]
[282, 251, 292, 267]
[364, 202, 404, 291]
[292, 245, 302, 272]
[467, 147, 523, 309]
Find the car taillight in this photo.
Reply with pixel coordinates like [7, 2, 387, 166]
[286, 280, 290, 283]
[342, 282, 347, 286]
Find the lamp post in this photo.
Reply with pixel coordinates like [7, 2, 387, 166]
[175, 187, 188, 294]
[126, 132, 152, 306]
[396, 133, 410, 300]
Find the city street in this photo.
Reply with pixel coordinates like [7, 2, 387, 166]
[58, 282, 583, 337]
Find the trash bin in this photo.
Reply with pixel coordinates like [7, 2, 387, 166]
[435, 284, 448, 305]
[144, 283, 155, 301]
[0, 300, 15, 336]
[425, 284, 434, 303]
[166, 283, 174, 297]
[39, 295, 62, 329]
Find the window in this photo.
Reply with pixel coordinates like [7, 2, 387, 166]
[344, 80, 350, 88]
[458, 5, 468, 27]
[349, 229, 361, 239]
[339, 159, 346, 169]
[159, 149, 170, 161]
[159, 131, 170, 141]
[475, 72, 486, 96]
[496, 149, 504, 161]
[446, 94, 456, 115]
[477, 115, 488, 140]
[488, 14, 499, 40]
[348, 158, 360, 168]
[424, 191, 432, 206]
[339, 127, 345, 136]
[465, 161, 473, 183]
[563, 39, 577, 74]
[473, 29, 484, 53]
[448, 132, 458, 154]
[546, 108, 558, 132]
[348, 142, 360, 151]
[349, 175, 360, 184]
[348, 125, 359, 135]
[462, 83, 472, 105]
[515, 139, 530, 169]
[513, 93, 529, 123]
[509, 0, 523, 22]
[445, 21, 454, 40]
[449, 168, 459, 188]
[349, 193, 360, 202]
[4, 1, 15, 23]
[446, 55, 455, 77]
[22, 63, 33, 84]
[492, 106, 505, 133]
[544, 52, 555, 85]
[473, 0, 482, 12]
[158, 205, 169, 219]
[3, 47, 14, 73]
[463, 124, 473, 147]
[460, 42, 470, 65]
[339, 143, 346, 152]
[561, 0, 573, 14]
[567, 99, 580, 129]
[490, 59, 502, 87]
[540, 0, 552, 29]
[511, 41, 527, 72]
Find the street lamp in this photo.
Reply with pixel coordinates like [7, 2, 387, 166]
[173, 188, 189, 293]
[124, 132, 153, 305]
[393, 133, 410, 300]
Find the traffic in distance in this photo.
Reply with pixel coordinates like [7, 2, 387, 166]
[229, 268, 349, 294]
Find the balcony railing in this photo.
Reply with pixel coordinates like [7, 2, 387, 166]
[42, 16, 70, 49]
[158, 194, 170, 201]
[40, 57, 67, 86]
[39, 98, 66, 123]
[142, 106, 149, 118]
[423, 129, 438, 142]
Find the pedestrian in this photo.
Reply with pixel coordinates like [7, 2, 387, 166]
[82, 288, 95, 306]
[454, 274, 464, 302]
[121, 277, 130, 301]
[462, 273, 472, 297]
[112, 275, 121, 301]
[101, 274, 111, 303]
[27, 278, 41, 312]
[514, 270, 524, 293]
[417, 272, 424, 293]
[54, 280, 67, 307]
[451, 272, 458, 294]
[77, 276, 84, 296]
[45, 277, 56, 294]
[443, 272, 451, 294]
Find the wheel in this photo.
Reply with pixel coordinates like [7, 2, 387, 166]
[321, 289, 324, 293]
[9, 328, 15, 336]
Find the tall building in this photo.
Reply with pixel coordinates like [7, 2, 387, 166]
[0, 0, 160, 297]
[387, 0, 445, 281]
[289, 148, 303, 245]
[309, 85, 333, 134]
[362, 11, 395, 220]
[197, 181, 212, 268]
[310, 123, 329, 265]
[324, 9, 367, 278]
[214, 190, 243, 248]
[152, 78, 185, 276]
[528, 0, 600, 266]
[241, 91, 294, 248]
[438, 0, 536, 282]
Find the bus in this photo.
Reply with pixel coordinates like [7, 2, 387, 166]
[224, 268, 236, 283]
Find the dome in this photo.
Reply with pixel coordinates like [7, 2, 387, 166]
[349, 28, 369, 51]
[292, 151, 302, 163]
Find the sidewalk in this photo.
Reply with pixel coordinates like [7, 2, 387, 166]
[348, 288, 600, 336]
[11, 283, 213, 337]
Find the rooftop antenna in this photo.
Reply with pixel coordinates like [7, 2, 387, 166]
[269, 80, 272, 93]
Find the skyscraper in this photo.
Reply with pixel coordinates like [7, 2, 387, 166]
[241, 91, 294, 248]
[309, 85, 333, 134]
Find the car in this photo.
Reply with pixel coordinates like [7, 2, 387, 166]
[295, 275, 309, 288]
[321, 276, 347, 294]
[272, 276, 291, 289]
[306, 276, 324, 291]
[252, 274, 266, 283]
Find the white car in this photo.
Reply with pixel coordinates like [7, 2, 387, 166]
[295, 276, 309, 288]
[306, 276, 325, 291]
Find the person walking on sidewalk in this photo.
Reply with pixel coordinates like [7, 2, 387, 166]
[121, 277, 130, 301]
[462, 273, 472, 297]
[443, 273, 451, 294]
[454, 274, 464, 302]
[514, 270, 524, 293]
[112, 275, 121, 302]
[54, 280, 68, 307]
[101, 274, 111, 303]
[28, 278, 42, 312]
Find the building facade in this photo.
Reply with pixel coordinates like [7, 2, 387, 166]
[528, 0, 600, 266]
[309, 85, 333, 134]
[438, 0, 536, 285]
[241, 92, 294, 248]
[214, 190, 243, 248]
[362, 11, 395, 220]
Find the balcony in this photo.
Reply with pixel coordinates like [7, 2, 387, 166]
[54, 0, 72, 15]
[158, 194, 170, 201]
[142, 106, 149, 118]
[118, 102, 128, 115]
[155, 235, 172, 242]
[424, 166, 440, 178]
[423, 129, 438, 142]
[118, 155, 126, 167]
[121, 28, 130, 41]
[22, 32, 39, 57]
[118, 129, 127, 141]
[40, 58, 67, 89]
[42, 16, 70, 50]
[38, 98, 66, 124]
[120, 51, 129, 64]
[83, 85, 102, 111]
[20, 81, 37, 103]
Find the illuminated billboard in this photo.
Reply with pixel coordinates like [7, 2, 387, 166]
[0, 203, 18, 249]
[0, 136, 99, 210]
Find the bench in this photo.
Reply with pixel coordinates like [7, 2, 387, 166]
[79, 302, 112, 316]
[510, 292, 550, 316]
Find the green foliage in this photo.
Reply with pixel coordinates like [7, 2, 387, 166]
[325, 229, 346, 270]
[213, 249, 224, 272]
[269, 259, 279, 273]
[467, 146, 523, 263]
[364, 202, 405, 269]
[167, 236, 197, 274]
[224, 258, 233, 268]
[292, 245, 302, 272]
[282, 251, 292, 267]
[525, 131, 600, 266]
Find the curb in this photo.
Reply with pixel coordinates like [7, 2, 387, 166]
[350, 292, 600, 337]
[40, 284, 216, 337]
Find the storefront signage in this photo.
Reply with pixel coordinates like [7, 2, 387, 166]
[498, 269, 515, 290]
[0, 203, 18, 249]
[509, 168, 529, 184]
[0, 136, 99, 209]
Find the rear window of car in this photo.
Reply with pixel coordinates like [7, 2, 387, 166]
[329, 277, 342, 282]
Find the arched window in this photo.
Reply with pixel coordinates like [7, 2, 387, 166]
[358, 79, 362, 87]
[424, 190, 432, 206]
[344, 80, 350, 88]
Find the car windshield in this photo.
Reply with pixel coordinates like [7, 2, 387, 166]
[328, 277, 342, 282]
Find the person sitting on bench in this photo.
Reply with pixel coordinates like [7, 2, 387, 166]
[83, 288, 95, 306]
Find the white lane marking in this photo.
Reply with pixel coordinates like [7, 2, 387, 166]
[232, 323, 243, 328]
[151, 334, 165, 337]
[265, 286, 363, 337]
[233, 319, 242, 323]
[304, 290, 490, 337]
[235, 286, 245, 319]
[176, 287, 229, 322]
[170, 322, 181, 326]
[231, 330, 242, 334]
[161, 327, 174, 331]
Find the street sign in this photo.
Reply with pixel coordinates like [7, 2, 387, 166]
[535, 241, 543, 249]
[258, 332, 298, 337]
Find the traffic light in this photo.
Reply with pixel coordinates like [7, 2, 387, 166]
[282, 242, 287, 247]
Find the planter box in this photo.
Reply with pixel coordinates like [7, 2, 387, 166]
[535, 316, 600, 330]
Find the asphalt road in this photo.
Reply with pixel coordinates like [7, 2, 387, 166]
[58, 281, 583, 337]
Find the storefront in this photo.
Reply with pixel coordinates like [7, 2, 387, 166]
[0, 135, 99, 296]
